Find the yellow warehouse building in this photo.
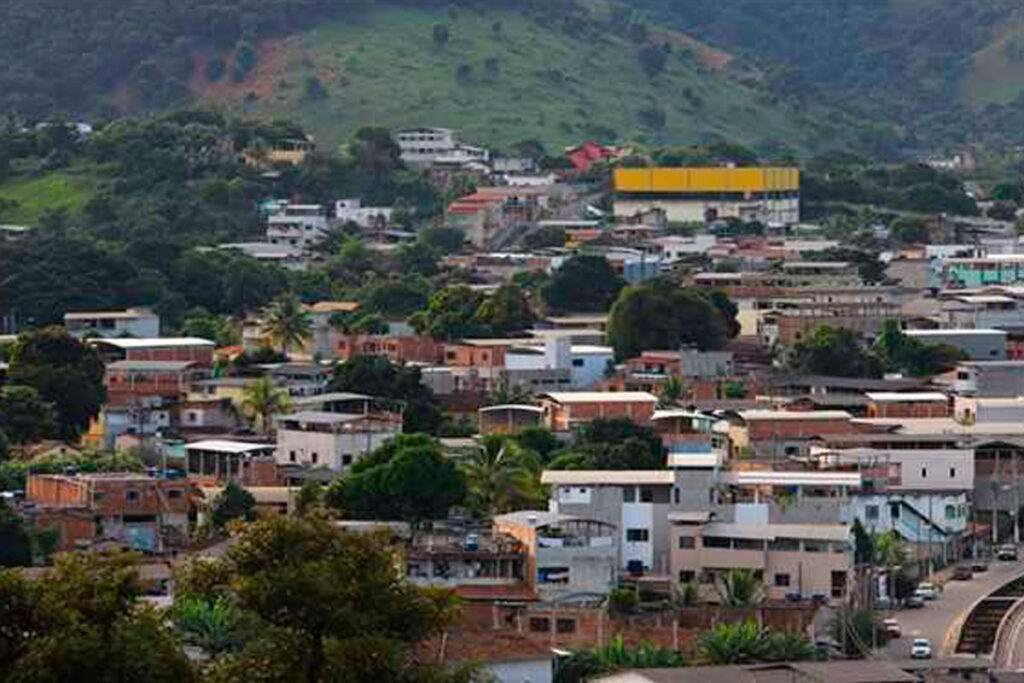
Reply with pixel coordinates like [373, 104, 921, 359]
[614, 167, 800, 225]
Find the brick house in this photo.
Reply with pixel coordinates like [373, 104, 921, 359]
[538, 392, 658, 432]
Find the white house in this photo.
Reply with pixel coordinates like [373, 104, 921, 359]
[64, 308, 160, 339]
[275, 411, 401, 472]
[334, 199, 392, 230]
[266, 203, 329, 250]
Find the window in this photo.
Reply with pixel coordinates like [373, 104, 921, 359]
[626, 528, 650, 542]
[187, 412, 197, 423]
[289, 451, 297, 463]
[126, 490, 139, 502]
[311, 452, 319, 464]
[623, 487, 636, 503]
[804, 540, 828, 553]
[167, 490, 182, 500]
[572, 358, 584, 367]
[734, 538, 764, 551]
[921, 467, 927, 479]
[890, 503, 901, 519]
[342, 455, 353, 466]
[946, 504, 956, 519]
[774, 573, 791, 587]
[679, 570, 696, 583]
[556, 618, 576, 634]
[950, 467, 957, 478]
[679, 536, 695, 549]
[528, 617, 550, 633]
[865, 505, 879, 520]
[703, 536, 731, 549]
[673, 487, 680, 505]
[831, 570, 847, 598]
[639, 487, 654, 503]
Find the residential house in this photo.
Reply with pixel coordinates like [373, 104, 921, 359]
[865, 392, 950, 419]
[538, 392, 659, 432]
[184, 440, 279, 486]
[726, 410, 856, 459]
[393, 127, 489, 168]
[26, 473, 199, 553]
[64, 307, 160, 339]
[266, 203, 329, 250]
[334, 198, 392, 230]
[905, 328, 1007, 361]
[274, 410, 401, 472]
[89, 337, 216, 366]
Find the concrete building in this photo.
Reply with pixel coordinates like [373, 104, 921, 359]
[905, 328, 1007, 361]
[944, 254, 1024, 288]
[274, 410, 401, 472]
[952, 360, 1024, 397]
[865, 392, 950, 419]
[613, 167, 800, 224]
[333, 199, 392, 230]
[405, 526, 527, 592]
[727, 410, 855, 459]
[184, 440, 278, 485]
[505, 338, 613, 390]
[393, 127, 489, 168]
[760, 300, 903, 347]
[538, 392, 659, 432]
[64, 307, 160, 339]
[941, 294, 1024, 330]
[89, 337, 216, 366]
[495, 511, 619, 601]
[26, 473, 199, 553]
[266, 203, 329, 250]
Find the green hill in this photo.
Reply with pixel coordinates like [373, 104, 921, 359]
[183, 4, 849, 153]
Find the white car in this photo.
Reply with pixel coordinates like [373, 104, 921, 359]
[910, 638, 932, 659]
[915, 582, 939, 601]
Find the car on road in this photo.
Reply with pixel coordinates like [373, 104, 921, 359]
[971, 559, 989, 573]
[910, 638, 932, 659]
[951, 565, 973, 580]
[882, 618, 901, 638]
[997, 544, 1019, 561]
[904, 594, 926, 609]
[915, 582, 939, 600]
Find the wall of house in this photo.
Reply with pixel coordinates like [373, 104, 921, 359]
[124, 346, 215, 365]
[866, 402, 949, 418]
[570, 353, 613, 389]
[276, 427, 397, 471]
[483, 659, 553, 683]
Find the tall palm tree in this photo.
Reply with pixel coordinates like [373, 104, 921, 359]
[658, 375, 684, 408]
[241, 375, 291, 435]
[260, 293, 312, 357]
[461, 436, 542, 516]
[873, 530, 907, 601]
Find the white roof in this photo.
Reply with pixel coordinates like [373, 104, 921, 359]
[541, 391, 658, 404]
[667, 453, 721, 468]
[856, 417, 1024, 437]
[65, 309, 156, 320]
[739, 410, 851, 421]
[906, 328, 1006, 337]
[479, 404, 544, 414]
[570, 345, 614, 355]
[92, 337, 214, 349]
[541, 470, 675, 486]
[955, 295, 1017, 304]
[866, 392, 948, 403]
[652, 410, 711, 421]
[107, 360, 196, 372]
[720, 470, 862, 488]
[185, 440, 275, 454]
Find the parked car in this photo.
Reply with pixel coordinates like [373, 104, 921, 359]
[915, 582, 939, 600]
[997, 544, 1019, 561]
[952, 565, 973, 580]
[882, 618, 901, 638]
[904, 595, 926, 609]
[910, 638, 932, 659]
[972, 559, 989, 573]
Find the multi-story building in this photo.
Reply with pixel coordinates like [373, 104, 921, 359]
[274, 410, 402, 472]
[26, 472, 199, 552]
[64, 307, 160, 339]
[944, 255, 1024, 288]
[89, 337, 216, 366]
[266, 203, 329, 250]
[613, 167, 800, 225]
[760, 300, 903, 347]
[725, 410, 855, 459]
[333, 199, 392, 230]
[495, 511, 619, 601]
[393, 127, 489, 168]
[538, 392, 659, 433]
[905, 329, 1007, 361]
[184, 440, 278, 485]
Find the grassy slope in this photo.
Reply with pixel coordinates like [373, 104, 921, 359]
[194, 4, 847, 153]
[962, 18, 1024, 108]
[0, 164, 100, 226]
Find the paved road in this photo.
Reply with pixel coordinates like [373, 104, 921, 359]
[881, 559, 1024, 660]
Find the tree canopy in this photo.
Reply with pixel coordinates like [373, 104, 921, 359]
[541, 256, 625, 313]
[607, 280, 735, 359]
[329, 356, 442, 434]
[325, 434, 467, 522]
[787, 325, 882, 379]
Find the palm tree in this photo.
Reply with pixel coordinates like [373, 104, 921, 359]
[461, 435, 542, 516]
[241, 375, 291, 435]
[657, 375, 684, 408]
[716, 569, 764, 608]
[260, 293, 312, 357]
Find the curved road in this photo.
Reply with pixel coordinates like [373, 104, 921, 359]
[882, 558, 1024, 660]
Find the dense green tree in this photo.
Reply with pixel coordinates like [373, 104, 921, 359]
[548, 418, 665, 470]
[607, 280, 731, 359]
[0, 385, 56, 444]
[329, 356, 443, 434]
[788, 325, 882, 378]
[889, 216, 930, 244]
[829, 607, 889, 658]
[872, 319, 965, 377]
[211, 481, 257, 530]
[359, 278, 431, 317]
[325, 435, 466, 522]
[0, 552, 195, 682]
[409, 286, 488, 341]
[512, 427, 561, 462]
[0, 501, 32, 567]
[175, 514, 468, 683]
[541, 256, 625, 313]
[7, 327, 104, 440]
[716, 569, 764, 607]
[475, 283, 536, 336]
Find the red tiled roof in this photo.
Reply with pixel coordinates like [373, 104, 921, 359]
[428, 632, 556, 664]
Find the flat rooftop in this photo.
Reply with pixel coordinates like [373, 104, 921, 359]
[91, 337, 214, 349]
[541, 391, 658, 404]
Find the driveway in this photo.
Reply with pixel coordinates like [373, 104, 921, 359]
[882, 558, 1024, 659]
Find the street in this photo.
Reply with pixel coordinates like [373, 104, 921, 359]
[881, 559, 1024, 659]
